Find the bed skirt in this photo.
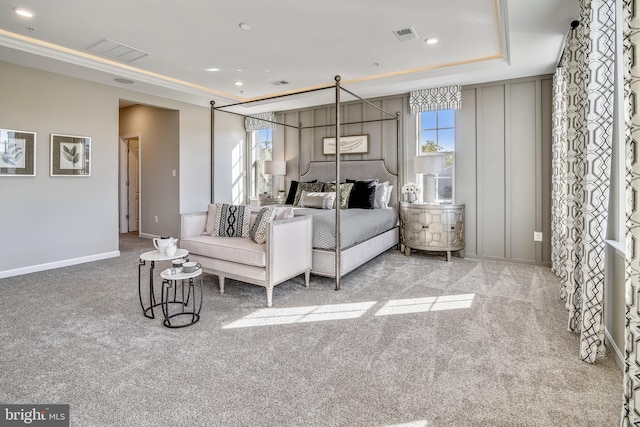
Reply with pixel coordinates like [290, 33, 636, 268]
[311, 226, 399, 278]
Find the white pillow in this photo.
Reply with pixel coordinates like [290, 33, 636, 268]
[374, 182, 389, 209]
[203, 203, 218, 235]
[274, 206, 294, 220]
[385, 185, 394, 208]
[299, 191, 336, 209]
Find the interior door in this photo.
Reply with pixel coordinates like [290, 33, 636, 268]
[127, 138, 140, 232]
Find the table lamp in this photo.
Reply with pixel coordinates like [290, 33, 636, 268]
[263, 160, 286, 197]
[414, 154, 445, 203]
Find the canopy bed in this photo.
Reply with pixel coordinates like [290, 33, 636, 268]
[211, 76, 401, 290]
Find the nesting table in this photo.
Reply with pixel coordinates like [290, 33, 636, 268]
[138, 248, 189, 319]
[160, 268, 203, 328]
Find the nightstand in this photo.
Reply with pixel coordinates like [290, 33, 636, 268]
[249, 195, 286, 207]
[399, 202, 465, 261]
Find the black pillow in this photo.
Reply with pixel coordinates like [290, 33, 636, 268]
[285, 180, 317, 205]
[346, 178, 378, 209]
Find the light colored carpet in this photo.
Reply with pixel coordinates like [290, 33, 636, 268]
[0, 234, 621, 427]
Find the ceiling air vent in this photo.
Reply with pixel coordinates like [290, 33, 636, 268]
[271, 80, 290, 86]
[87, 38, 149, 63]
[393, 26, 419, 42]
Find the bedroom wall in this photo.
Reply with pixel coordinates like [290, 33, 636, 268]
[119, 105, 180, 238]
[0, 61, 218, 278]
[457, 76, 553, 265]
[275, 75, 552, 266]
[276, 95, 405, 193]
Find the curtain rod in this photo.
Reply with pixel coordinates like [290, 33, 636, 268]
[557, 20, 580, 68]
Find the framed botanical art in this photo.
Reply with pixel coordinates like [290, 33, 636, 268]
[322, 135, 369, 155]
[0, 129, 36, 176]
[50, 134, 91, 176]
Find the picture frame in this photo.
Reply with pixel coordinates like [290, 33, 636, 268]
[50, 134, 91, 176]
[0, 129, 36, 176]
[322, 134, 369, 155]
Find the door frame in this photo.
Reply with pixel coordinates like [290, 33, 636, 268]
[119, 133, 142, 234]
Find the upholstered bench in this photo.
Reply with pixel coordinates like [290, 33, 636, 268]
[180, 205, 312, 307]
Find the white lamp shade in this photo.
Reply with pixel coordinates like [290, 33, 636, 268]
[263, 160, 286, 176]
[414, 154, 445, 174]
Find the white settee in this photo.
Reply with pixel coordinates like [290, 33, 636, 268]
[180, 209, 312, 307]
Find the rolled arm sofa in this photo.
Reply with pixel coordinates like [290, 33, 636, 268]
[180, 208, 312, 307]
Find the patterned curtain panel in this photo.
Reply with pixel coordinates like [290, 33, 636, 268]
[623, 0, 640, 424]
[408, 85, 462, 113]
[244, 112, 276, 132]
[551, 67, 568, 289]
[550, 0, 614, 364]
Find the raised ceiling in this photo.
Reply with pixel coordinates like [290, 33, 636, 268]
[0, 0, 578, 112]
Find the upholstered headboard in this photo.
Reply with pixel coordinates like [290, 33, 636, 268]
[300, 160, 398, 209]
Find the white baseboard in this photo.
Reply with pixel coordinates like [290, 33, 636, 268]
[0, 251, 120, 279]
[605, 327, 624, 372]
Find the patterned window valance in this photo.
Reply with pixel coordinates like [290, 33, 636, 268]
[409, 85, 462, 113]
[244, 112, 276, 132]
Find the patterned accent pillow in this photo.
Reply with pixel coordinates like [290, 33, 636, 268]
[293, 181, 325, 206]
[285, 180, 317, 205]
[250, 207, 275, 244]
[324, 183, 355, 209]
[213, 203, 251, 237]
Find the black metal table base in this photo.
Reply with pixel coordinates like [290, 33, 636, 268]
[138, 254, 189, 319]
[138, 259, 162, 319]
[161, 276, 203, 328]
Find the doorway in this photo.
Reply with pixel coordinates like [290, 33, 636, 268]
[119, 135, 141, 234]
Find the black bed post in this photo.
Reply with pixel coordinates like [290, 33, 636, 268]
[335, 75, 341, 291]
[210, 100, 215, 203]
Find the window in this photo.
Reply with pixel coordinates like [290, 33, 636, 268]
[417, 109, 454, 202]
[250, 128, 273, 196]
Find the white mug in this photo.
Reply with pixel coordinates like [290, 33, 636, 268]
[172, 258, 186, 268]
[165, 244, 177, 256]
[183, 262, 201, 273]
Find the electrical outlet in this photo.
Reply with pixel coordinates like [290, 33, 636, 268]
[172, 169, 176, 177]
[154, 215, 158, 223]
[534, 231, 543, 242]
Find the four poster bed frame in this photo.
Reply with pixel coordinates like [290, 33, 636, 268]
[211, 76, 401, 290]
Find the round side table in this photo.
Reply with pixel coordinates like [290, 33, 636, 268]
[160, 268, 203, 328]
[138, 248, 189, 319]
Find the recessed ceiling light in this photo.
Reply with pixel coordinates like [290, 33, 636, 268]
[425, 37, 438, 45]
[264, 69, 271, 73]
[206, 68, 220, 72]
[234, 81, 243, 86]
[15, 8, 34, 18]
[239, 22, 253, 30]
